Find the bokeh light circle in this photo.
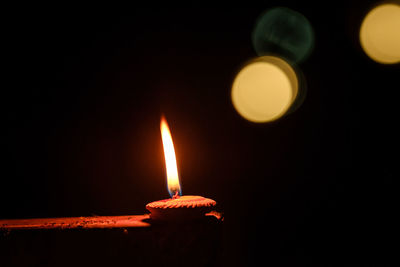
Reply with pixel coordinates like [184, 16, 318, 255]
[252, 7, 314, 64]
[360, 3, 400, 64]
[231, 56, 298, 123]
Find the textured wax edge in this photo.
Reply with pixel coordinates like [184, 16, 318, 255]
[146, 196, 216, 209]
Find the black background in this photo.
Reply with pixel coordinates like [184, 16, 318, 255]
[1, 2, 398, 266]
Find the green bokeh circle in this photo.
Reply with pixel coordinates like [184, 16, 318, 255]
[252, 7, 315, 64]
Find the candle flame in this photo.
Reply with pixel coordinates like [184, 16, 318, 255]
[160, 116, 182, 198]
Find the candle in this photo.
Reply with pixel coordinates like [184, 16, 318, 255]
[146, 117, 218, 221]
[0, 116, 223, 266]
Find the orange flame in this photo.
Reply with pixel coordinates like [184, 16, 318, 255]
[160, 116, 181, 198]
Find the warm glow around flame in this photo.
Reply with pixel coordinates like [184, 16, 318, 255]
[160, 117, 181, 198]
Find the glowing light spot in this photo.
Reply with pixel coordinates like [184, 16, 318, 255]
[252, 7, 314, 64]
[231, 56, 299, 123]
[360, 3, 400, 64]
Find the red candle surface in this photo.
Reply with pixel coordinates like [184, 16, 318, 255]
[146, 195, 216, 221]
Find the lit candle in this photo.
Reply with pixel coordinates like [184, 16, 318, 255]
[146, 116, 217, 221]
[0, 117, 222, 266]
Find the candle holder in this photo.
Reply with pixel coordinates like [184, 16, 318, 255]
[0, 212, 223, 267]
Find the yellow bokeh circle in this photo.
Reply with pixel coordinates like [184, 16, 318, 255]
[360, 3, 400, 64]
[231, 56, 298, 123]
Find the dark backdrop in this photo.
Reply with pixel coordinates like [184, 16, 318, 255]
[1, 2, 398, 266]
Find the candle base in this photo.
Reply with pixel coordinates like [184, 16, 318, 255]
[146, 195, 217, 221]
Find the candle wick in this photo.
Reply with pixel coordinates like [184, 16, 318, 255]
[172, 191, 180, 199]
